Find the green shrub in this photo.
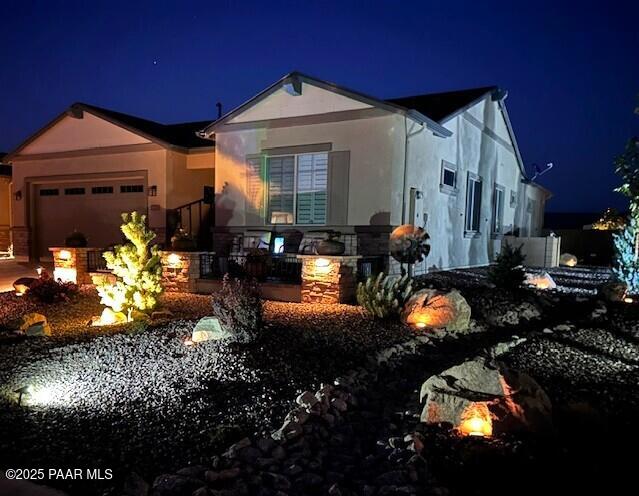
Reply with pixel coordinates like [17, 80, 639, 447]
[211, 275, 263, 343]
[356, 272, 414, 319]
[488, 243, 526, 289]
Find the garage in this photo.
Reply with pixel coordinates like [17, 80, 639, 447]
[34, 176, 147, 259]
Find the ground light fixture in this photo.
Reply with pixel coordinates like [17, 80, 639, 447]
[14, 385, 31, 406]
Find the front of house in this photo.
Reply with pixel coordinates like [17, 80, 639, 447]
[201, 73, 549, 275]
[5, 72, 550, 279]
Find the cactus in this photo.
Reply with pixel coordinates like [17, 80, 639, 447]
[356, 272, 414, 319]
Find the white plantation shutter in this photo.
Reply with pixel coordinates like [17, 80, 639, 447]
[296, 153, 328, 224]
[246, 157, 265, 224]
[267, 156, 295, 224]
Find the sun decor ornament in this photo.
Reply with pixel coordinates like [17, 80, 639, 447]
[95, 211, 163, 321]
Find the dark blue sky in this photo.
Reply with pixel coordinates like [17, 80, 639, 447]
[1, 0, 637, 212]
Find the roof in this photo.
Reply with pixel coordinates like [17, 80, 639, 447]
[200, 71, 453, 138]
[74, 103, 214, 149]
[386, 86, 498, 123]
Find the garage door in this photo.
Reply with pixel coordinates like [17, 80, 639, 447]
[35, 178, 147, 259]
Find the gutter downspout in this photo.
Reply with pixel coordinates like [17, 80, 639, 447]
[401, 117, 426, 224]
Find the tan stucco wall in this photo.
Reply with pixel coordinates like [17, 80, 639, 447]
[167, 150, 214, 208]
[0, 176, 11, 250]
[215, 114, 401, 229]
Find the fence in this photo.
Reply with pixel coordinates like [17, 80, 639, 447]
[200, 253, 303, 284]
[87, 249, 108, 272]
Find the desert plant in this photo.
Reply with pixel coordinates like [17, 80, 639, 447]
[28, 272, 78, 303]
[613, 215, 639, 295]
[96, 212, 163, 320]
[211, 275, 263, 343]
[488, 243, 526, 289]
[357, 272, 414, 319]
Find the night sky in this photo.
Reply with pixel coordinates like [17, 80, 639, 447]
[1, 0, 637, 213]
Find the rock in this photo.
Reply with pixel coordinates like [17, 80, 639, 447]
[257, 438, 276, 454]
[559, 253, 578, 267]
[191, 487, 208, 496]
[330, 398, 348, 412]
[271, 445, 286, 460]
[296, 391, 319, 409]
[191, 317, 231, 343]
[420, 357, 552, 435]
[599, 281, 627, 303]
[12, 313, 52, 336]
[13, 277, 37, 295]
[272, 419, 302, 441]
[487, 301, 541, 327]
[92, 307, 128, 326]
[401, 289, 471, 331]
[525, 272, 557, 290]
[151, 474, 203, 496]
[123, 472, 149, 496]
[223, 437, 251, 458]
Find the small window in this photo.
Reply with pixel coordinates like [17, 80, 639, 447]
[465, 173, 483, 234]
[64, 187, 85, 195]
[492, 186, 505, 234]
[92, 186, 114, 194]
[39, 188, 59, 196]
[440, 160, 457, 193]
[120, 185, 144, 193]
[510, 190, 517, 207]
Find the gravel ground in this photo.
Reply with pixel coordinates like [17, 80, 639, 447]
[0, 298, 410, 495]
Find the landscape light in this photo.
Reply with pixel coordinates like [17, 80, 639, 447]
[58, 249, 72, 261]
[14, 385, 31, 406]
[53, 267, 77, 284]
[167, 253, 182, 267]
[36, 266, 44, 276]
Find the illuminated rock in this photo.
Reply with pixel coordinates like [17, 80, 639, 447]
[420, 358, 551, 435]
[191, 317, 231, 343]
[12, 277, 37, 295]
[525, 272, 557, 290]
[15, 313, 51, 336]
[92, 307, 128, 326]
[559, 253, 578, 267]
[401, 289, 471, 331]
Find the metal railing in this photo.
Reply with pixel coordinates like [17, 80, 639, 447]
[87, 250, 108, 272]
[200, 253, 302, 284]
[356, 256, 386, 282]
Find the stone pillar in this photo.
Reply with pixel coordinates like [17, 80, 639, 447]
[11, 226, 30, 261]
[49, 247, 98, 285]
[160, 251, 207, 293]
[298, 255, 361, 304]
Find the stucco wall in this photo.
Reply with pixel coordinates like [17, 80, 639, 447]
[0, 176, 11, 250]
[215, 114, 401, 229]
[167, 150, 214, 209]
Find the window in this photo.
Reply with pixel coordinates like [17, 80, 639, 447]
[264, 152, 328, 225]
[92, 186, 114, 194]
[39, 188, 59, 196]
[510, 190, 517, 207]
[465, 173, 483, 234]
[492, 185, 505, 234]
[120, 185, 144, 193]
[64, 187, 85, 195]
[440, 160, 457, 193]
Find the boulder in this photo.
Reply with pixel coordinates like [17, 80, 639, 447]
[11, 313, 52, 336]
[191, 317, 231, 343]
[525, 272, 557, 290]
[599, 281, 627, 303]
[559, 253, 578, 267]
[420, 357, 552, 435]
[401, 289, 471, 331]
[486, 301, 541, 327]
[91, 307, 128, 326]
[13, 277, 37, 295]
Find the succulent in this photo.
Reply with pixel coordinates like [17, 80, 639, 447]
[356, 272, 414, 319]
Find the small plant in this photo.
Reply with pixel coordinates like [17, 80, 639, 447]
[357, 272, 414, 319]
[613, 215, 639, 295]
[28, 272, 78, 303]
[211, 275, 263, 343]
[96, 212, 163, 320]
[488, 243, 526, 289]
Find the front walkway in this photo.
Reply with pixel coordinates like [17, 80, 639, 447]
[0, 260, 51, 292]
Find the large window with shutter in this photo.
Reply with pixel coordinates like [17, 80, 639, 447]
[254, 152, 328, 225]
[465, 172, 483, 234]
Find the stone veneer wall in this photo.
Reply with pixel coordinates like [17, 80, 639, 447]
[160, 251, 208, 293]
[299, 255, 361, 304]
[11, 227, 30, 260]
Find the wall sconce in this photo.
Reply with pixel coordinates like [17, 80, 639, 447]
[14, 190, 22, 201]
[148, 185, 158, 197]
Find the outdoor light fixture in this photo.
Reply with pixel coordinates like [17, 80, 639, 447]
[53, 267, 77, 284]
[14, 190, 22, 201]
[624, 296, 633, 304]
[167, 253, 182, 267]
[36, 266, 44, 276]
[58, 249, 72, 261]
[14, 385, 31, 406]
[414, 322, 427, 329]
[148, 185, 158, 197]
[314, 257, 332, 275]
[458, 402, 493, 437]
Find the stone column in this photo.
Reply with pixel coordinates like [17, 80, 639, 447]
[11, 226, 30, 261]
[160, 251, 208, 293]
[298, 255, 361, 304]
[49, 247, 96, 285]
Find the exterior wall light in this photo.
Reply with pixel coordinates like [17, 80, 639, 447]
[167, 253, 182, 267]
[14, 190, 22, 201]
[148, 185, 158, 197]
[58, 249, 72, 261]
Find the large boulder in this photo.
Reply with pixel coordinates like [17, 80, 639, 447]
[191, 317, 232, 343]
[401, 289, 471, 331]
[10, 313, 52, 336]
[599, 281, 627, 303]
[420, 357, 552, 435]
[525, 272, 557, 290]
[13, 277, 37, 295]
[559, 253, 578, 267]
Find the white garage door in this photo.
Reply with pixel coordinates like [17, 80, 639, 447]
[35, 178, 147, 259]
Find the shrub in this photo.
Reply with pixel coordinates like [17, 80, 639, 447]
[613, 215, 639, 295]
[356, 272, 414, 319]
[65, 230, 88, 247]
[211, 275, 263, 343]
[488, 243, 526, 289]
[28, 272, 78, 303]
[96, 212, 163, 320]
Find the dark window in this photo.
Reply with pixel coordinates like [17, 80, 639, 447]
[465, 174, 483, 233]
[442, 168, 456, 187]
[120, 185, 144, 193]
[440, 160, 457, 193]
[92, 186, 114, 194]
[39, 188, 59, 196]
[64, 187, 85, 195]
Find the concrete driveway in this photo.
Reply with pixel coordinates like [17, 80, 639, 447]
[0, 260, 51, 292]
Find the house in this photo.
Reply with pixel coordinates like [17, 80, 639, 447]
[200, 72, 550, 274]
[0, 154, 11, 254]
[5, 104, 215, 261]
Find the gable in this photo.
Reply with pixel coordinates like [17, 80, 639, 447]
[20, 112, 151, 155]
[228, 83, 374, 124]
[462, 98, 515, 150]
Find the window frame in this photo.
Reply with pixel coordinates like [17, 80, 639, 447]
[492, 184, 505, 235]
[464, 172, 483, 236]
[64, 187, 86, 196]
[264, 151, 329, 226]
[439, 160, 458, 195]
[120, 184, 144, 194]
